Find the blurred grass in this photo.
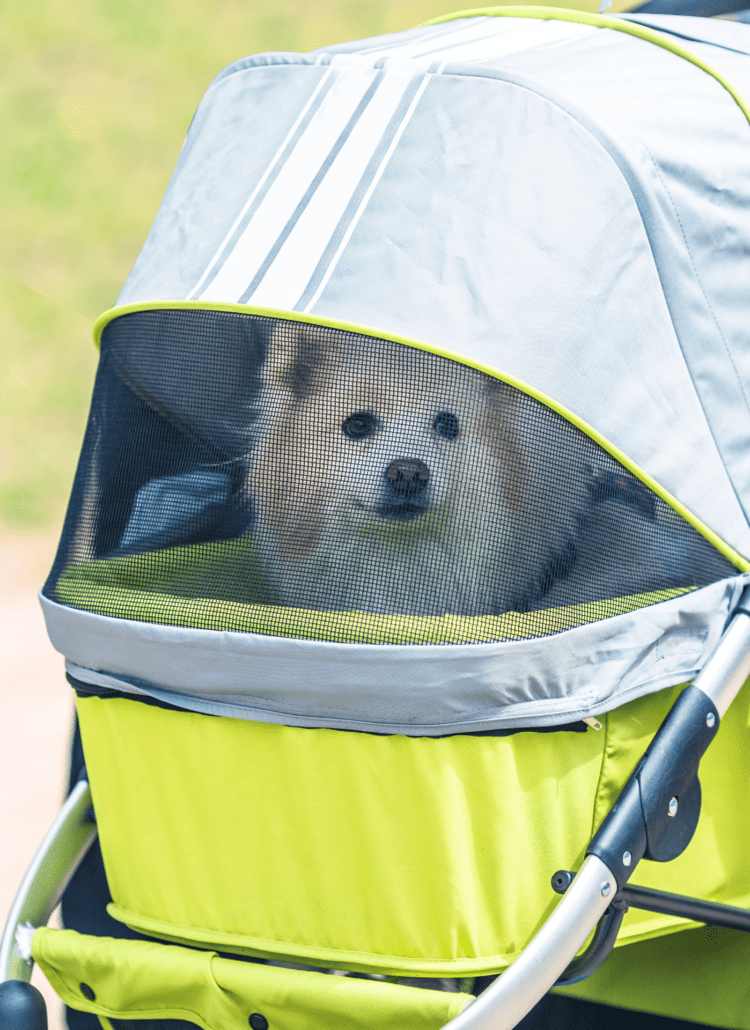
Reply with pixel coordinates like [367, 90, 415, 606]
[0, 274, 94, 527]
[0, 0, 631, 530]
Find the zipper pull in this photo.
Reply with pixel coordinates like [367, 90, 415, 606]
[583, 716, 603, 731]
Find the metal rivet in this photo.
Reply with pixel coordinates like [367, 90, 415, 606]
[601, 881, 612, 897]
[668, 797, 679, 818]
[79, 983, 96, 1002]
[622, 851, 632, 867]
[249, 1015, 269, 1030]
[706, 712, 716, 729]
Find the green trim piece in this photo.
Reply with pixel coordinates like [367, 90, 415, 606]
[105, 904, 522, 974]
[32, 927, 472, 1030]
[422, 6, 750, 129]
[91, 302, 750, 571]
[54, 538, 695, 643]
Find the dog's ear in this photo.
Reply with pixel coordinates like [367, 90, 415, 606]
[485, 376, 523, 413]
[262, 321, 330, 399]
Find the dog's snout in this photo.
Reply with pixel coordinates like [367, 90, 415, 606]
[385, 458, 429, 495]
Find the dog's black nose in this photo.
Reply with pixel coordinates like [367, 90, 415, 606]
[385, 458, 429, 495]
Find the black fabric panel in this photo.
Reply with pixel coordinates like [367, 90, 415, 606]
[517, 993, 711, 1029]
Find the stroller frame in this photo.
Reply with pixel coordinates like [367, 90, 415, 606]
[5, 3, 750, 1025]
[3, 590, 750, 1030]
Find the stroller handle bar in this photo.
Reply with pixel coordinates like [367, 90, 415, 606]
[3, 589, 750, 1029]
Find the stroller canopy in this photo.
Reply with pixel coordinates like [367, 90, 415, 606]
[42, 8, 750, 734]
[117, 8, 750, 553]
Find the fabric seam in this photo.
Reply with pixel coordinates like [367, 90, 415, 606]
[590, 707, 611, 840]
[420, 6, 750, 127]
[106, 904, 518, 971]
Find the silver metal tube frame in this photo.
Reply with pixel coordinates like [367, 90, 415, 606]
[443, 855, 615, 1028]
[0, 780, 97, 983]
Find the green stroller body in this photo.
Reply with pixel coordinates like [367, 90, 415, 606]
[4, 6, 750, 1028]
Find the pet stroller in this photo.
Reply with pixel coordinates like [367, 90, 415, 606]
[4, 6, 750, 1029]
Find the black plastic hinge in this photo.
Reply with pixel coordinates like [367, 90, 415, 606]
[587, 686, 719, 889]
[637, 686, 718, 862]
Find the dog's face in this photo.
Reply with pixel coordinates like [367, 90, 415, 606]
[249, 324, 523, 567]
[247, 321, 598, 615]
[305, 400, 460, 527]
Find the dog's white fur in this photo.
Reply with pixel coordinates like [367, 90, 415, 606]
[246, 323, 607, 617]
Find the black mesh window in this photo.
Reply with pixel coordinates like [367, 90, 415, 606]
[44, 309, 736, 645]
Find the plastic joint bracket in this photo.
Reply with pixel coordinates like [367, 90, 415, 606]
[553, 896, 627, 986]
[551, 866, 750, 986]
[549, 683, 731, 988]
[586, 685, 719, 890]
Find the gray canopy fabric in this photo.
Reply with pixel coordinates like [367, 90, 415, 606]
[115, 10, 750, 559]
[46, 574, 744, 733]
[42, 9, 750, 732]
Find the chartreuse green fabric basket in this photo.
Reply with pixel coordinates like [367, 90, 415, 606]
[31, 928, 472, 1030]
[555, 925, 750, 1029]
[70, 678, 750, 990]
[54, 537, 692, 643]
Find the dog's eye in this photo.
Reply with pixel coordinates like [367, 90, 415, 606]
[434, 411, 459, 440]
[342, 411, 377, 439]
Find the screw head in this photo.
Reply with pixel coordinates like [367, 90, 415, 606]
[706, 712, 716, 729]
[551, 870, 574, 894]
[668, 797, 679, 818]
[622, 851, 632, 867]
[601, 881, 612, 897]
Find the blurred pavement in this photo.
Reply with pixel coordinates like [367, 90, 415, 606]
[1, 531, 71, 1029]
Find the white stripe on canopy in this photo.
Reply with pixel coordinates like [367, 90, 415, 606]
[187, 67, 336, 301]
[248, 63, 429, 310]
[196, 19, 601, 310]
[199, 58, 379, 303]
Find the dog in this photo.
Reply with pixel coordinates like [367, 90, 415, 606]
[247, 321, 600, 617]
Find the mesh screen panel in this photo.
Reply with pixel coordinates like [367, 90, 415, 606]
[44, 309, 736, 645]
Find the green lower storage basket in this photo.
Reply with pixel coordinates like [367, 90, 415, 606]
[34, 926, 750, 1030]
[556, 924, 750, 1029]
[32, 928, 472, 1030]
[74, 677, 750, 985]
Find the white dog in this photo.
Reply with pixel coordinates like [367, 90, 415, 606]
[248, 322, 598, 616]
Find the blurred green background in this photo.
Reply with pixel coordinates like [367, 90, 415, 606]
[1, 0, 633, 532]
